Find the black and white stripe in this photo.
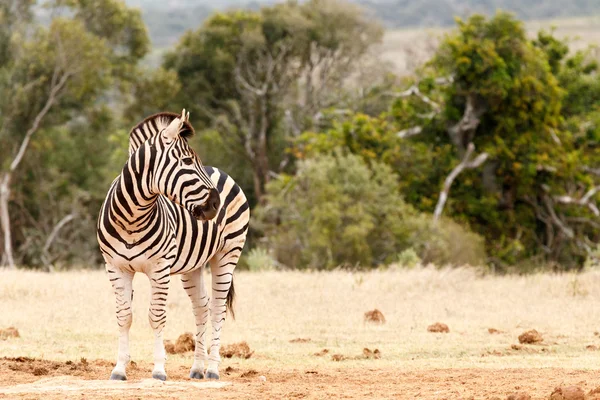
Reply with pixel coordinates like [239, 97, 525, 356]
[97, 110, 249, 381]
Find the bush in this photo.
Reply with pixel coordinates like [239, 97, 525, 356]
[254, 151, 486, 269]
[243, 247, 277, 272]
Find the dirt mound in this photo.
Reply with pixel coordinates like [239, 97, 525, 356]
[0, 327, 20, 340]
[549, 386, 585, 400]
[289, 338, 311, 343]
[362, 348, 381, 359]
[174, 333, 194, 353]
[240, 369, 258, 378]
[3, 357, 92, 378]
[507, 392, 531, 400]
[364, 309, 386, 324]
[220, 342, 254, 359]
[32, 367, 49, 376]
[427, 322, 450, 333]
[164, 341, 176, 354]
[313, 349, 329, 357]
[331, 354, 346, 362]
[518, 330, 543, 344]
[488, 328, 503, 334]
[164, 333, 195, 354]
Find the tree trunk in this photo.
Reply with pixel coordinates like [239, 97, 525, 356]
[252, 167, 264, 205]
[0, 172, 15, 269]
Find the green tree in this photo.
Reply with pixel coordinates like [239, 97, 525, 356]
[297, 12, 600, 270]
[163, 0, 382, 203]
[0, 0, 149, 268]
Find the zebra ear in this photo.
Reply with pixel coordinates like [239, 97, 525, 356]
[161, 109, 186, 141]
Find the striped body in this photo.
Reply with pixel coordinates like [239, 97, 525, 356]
[97, 111, 249, 381]
[97, 166, 248, 275]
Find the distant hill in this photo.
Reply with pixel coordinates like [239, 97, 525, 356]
[360, 0, 600, 28]
[127, 0, 600, 48]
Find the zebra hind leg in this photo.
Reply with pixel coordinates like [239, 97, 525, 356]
[147, 270, 171, 381]
[206, 248, 242, 380]
[181, 268, 210, 379]
[107, 266, 134, 381]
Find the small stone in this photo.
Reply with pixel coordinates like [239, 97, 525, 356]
[258, 375, 266, 382]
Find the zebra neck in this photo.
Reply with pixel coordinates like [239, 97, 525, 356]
[109, 169, 162, 238]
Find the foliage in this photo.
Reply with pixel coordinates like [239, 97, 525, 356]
[163, 0, 383, 201]
[240, 247, 277, 271]
[294, 13, 600, 271]
[0, 0, 149, 268]
[255, 152, 486, 269]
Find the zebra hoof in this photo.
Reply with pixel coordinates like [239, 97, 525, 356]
[206, 371, 220, 380]
[190, 370, 205, 380]
[110, 372, 127, 381]
[152, 371, 167, 381]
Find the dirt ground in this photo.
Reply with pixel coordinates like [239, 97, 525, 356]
[1, 357, 600, 399]
[4, 268, 600, 399]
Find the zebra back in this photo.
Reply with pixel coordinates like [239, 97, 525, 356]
[128, 112, 195, 155]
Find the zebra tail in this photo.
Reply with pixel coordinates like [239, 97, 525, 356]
[226, 275, 235, 320]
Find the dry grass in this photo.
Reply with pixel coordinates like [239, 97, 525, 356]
[1, 266, 600, 371]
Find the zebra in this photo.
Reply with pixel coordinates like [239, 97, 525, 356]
[97, 109, 250, 381]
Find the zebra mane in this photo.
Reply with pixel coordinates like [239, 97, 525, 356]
[128, 112, 195, 155]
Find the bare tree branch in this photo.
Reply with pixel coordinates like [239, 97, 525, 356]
[447, 93, 486, 152]
[433, 143, 489, 222]
[41, 213, 76, 271]
[555, 186, 600, 216]
[396, 126, 423, 138]
[384, 84, 441, 112]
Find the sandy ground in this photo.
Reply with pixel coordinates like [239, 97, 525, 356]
[1, 357, 600, 399]
[3, 267, 600, 399]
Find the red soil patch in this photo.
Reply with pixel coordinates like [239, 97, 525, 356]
[363, 309, 386, 324]
[518, 329, 543, 344]
[507, 392, 531, 400]
[239, 369, 258, 378]
[589, 387, 600, 400]
[0, 327, 20, 340]
[220, 342, 254, 359]
[550, 386, 586, 400]
[427, 322, 450, 333]
[2, 359, 600, 399]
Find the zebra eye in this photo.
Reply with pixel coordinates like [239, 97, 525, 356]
[182, 157, 194, 166]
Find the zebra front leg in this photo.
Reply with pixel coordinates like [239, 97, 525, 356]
[206, 252, 239, 379]
[147, 269, 171, 381]
[181, 268, 209, 379]
[108, 266, 134, 381]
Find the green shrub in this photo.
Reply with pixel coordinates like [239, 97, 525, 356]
[243, 247, 277, 272]
[254, 151, 486, 269]
[396, 248, 421, 268]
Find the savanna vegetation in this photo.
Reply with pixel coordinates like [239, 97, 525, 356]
[1, 0, 600, 273]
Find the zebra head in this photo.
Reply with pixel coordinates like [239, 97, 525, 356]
[152, 109, 220, 221]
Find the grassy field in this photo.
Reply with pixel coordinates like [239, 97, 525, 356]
[2, 267, 600, 398]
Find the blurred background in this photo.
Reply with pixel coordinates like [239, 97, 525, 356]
[1, 0, 600, 274]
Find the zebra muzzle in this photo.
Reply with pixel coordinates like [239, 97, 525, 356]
[192, 189, 220, 221]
